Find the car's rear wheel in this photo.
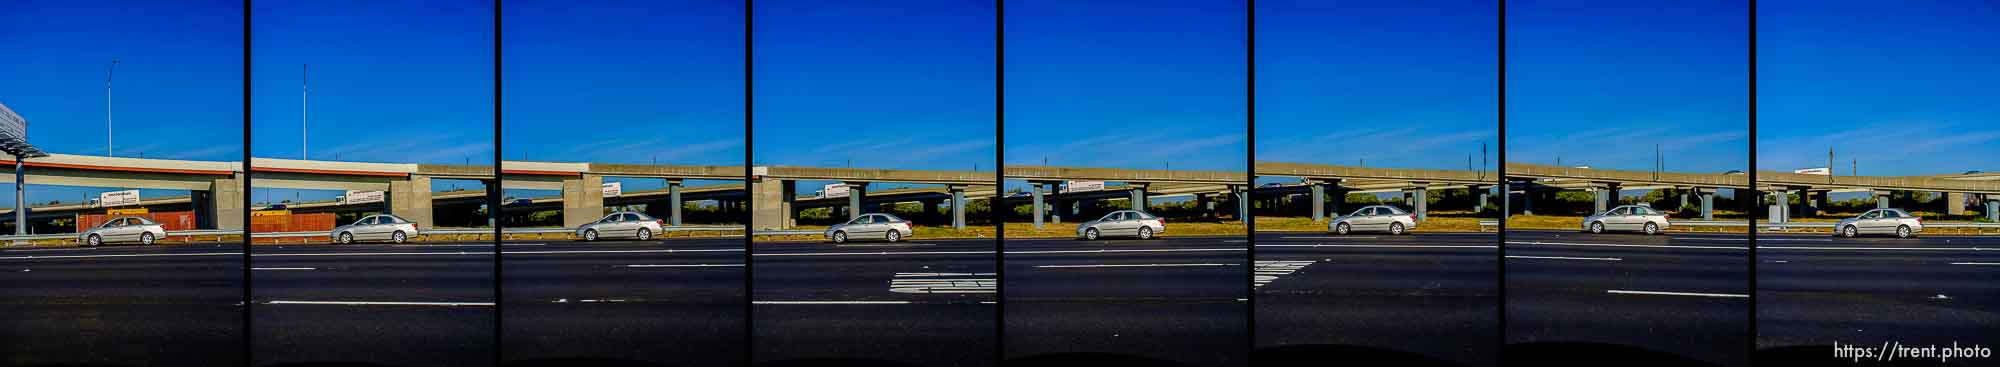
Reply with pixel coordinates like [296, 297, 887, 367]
[1085, 228, 1100, 241]
[338, 232, 353, 244]
[87, 234, 102, 247]
[886, 230, 901, 242]
[1138, 227, 1154, 239]
[637, 228, 652, 241]
[1589, 221, 1605, 234]
[1842, 225, 1858, 238]
[584, 229, 599, 242]
[1897, 225, 1912, 238]
[1643, 222, 1659, 235]
[391, 231, 407, 244]
[1335, 223, 1351, 235]
[832, 231, 848, 244]
[141, 232, 155, 245]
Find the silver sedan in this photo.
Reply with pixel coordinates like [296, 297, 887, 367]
[1328, 205, 1417, 235]
[577, 212, 666, 241]
[1582, 204, 1671, 235]
[1835, 208, 1923, 238]
[80, 216, 168, 246]
[1076, 210, 1166, 240]
[826, 213, 914, 243]
[331, 214, 419, 244]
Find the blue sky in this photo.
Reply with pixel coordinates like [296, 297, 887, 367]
[752, 0, 995, 173]
[503, 0, 743, 166]
[1758, 0, 2000, 176]
[1004, 0, 1247, 172]
[1506, 0, 1748, 173]
[250, 0, 493, 165]
[0, 0, 241, 207]
[1255, 0, 1497, 173]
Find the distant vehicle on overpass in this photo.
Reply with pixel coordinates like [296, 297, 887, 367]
[332, 214, 418, 244]
[1076, 210, 1165, 240]
[1835, 208, 1923, 238]
[79, 216, 166, 246]
[826, 213, 913, 243]
[1328, 205, 1417, 235]
[577, 211, 665, 241]
[1583, 204, 1670, 235]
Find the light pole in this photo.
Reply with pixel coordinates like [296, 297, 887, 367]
[106, 59, 119, 156]
[303, 64, 309, 159]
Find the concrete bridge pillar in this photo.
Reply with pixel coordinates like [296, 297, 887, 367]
[1032, 182, 1047, 229]
[1698, 188, 1714, 221]
[1678, 189, 1690, 212]
[666, 180, 683, 226]
[1594, 183, 1620, 214]
[845, 182, 868, 221]
[1770, 190, 1792, 223]
[1233, 185, 1249, 224]
[949, 185, 967, 230]
[751, 178, 789, 230]
[561, 174, 604, 229]
[1047, 182, 1062, 224]
[1309, 182, 1326, 221]
[389, 175, 435, 229]
[209, 172, 246, 230]
[1875, 190, 1891, 209]
[1948, 192, 1969, 216]
[1411, 185, 1429, 223]
[1472, 185, 1488, 214]
[1128, 182, 1150, 212]
[1502, 182, 1513, 221]
[1522, 185, 1535, 216]
[1985, 195, 1999, 222]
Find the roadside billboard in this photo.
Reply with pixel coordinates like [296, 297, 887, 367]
[822, 183, 849, 198]
[602, 182, 622, 197]
[1062, 181, 1105, 193]
[99, 190, 140, 208]
[344, 190, 385, 205]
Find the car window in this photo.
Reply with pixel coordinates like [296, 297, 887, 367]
[1612, 207, 1631, 216]
[1882, 210, 1901, 218]
[632, 213, 656, 221]
[1385, 207, 1404, 215]
[1860, 210, 1881, 219]
[384, 216, 404, 224]
[135, 218, 155, 225]
[1635, 207, 1653, 215]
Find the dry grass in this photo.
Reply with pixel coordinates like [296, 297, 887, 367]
[1005, 221, 1246, 239]
[1255, 216, 1494, 233]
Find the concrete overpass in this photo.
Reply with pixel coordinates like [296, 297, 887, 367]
[4, 153, 244, 230]
[1003, 166, 1248, 229]
[1757, 170, 2000, 222]
[1255, 161, 1497, 222]
[1503, 163, 1749, 220]
[251, 158, 495, 230]
[752, 166, 993, 230]
[502, 161, 743, 228]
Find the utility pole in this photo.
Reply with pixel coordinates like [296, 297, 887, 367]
[106, 59, 119, 156]
[303, 64, 309, 160]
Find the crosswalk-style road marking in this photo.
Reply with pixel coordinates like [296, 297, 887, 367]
[1254, 260, 1316, 288]
[889, 272, 996, 294]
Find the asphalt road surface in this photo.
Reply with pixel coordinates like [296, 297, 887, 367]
[502, 237, 746, 367]
[0, 243, 245, 367]
[752, 237, 996, 367]
[1004, 235, 1249, 367]
[1253, 231, 1498, 366]
[1756, 232, 2000, 366]
[1505, 230, 1750, 367]
[250, 241, 497, 367]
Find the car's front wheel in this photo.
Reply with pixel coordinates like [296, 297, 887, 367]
[1897, 225, 1912, 238]
[832, 231, 848, 244]
[1084, 228, 1100, 241]
[86, 234, 102, 247]
[1643, 222, 1660, 235]
[1842, 225, 1858, 238]
[1588, 221, 1605, 234]
[1138, 226, 1154, 239]
[584, 229, 599, 242]
[141, 232, 155, 245]
[1334, 222, 1351, 235]
[338, 232, 353, 244]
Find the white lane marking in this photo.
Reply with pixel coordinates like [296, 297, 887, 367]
[552, 298, 629, 303]
[1506, 241, 1747, 250]
[0, 247, 99, 253]
[757, 251, 993, 257]
[1006, 248, 1245, 254]
[1505, 255, 1621, 261]
[1605, 290, 1748, 298]
[1280, 236, 1379, 239]
[251, 267, 317, 271]
[1675, 237, 1831, 242]
[1950, 262, 2000, 266]
[1033, 263, 1239, 268]
[621, 264, 744, 268]
[0, 252, 238, 260]
[1257, 244, 1496, 249]
[838, 243, 936, 248]
[1254, 260, 1315, 288]
[1759, 246, 1992, 251]
[1770, 260, 1790, 263]
[265, 300, 494, 306]
[506, 249, 742, 255]
[255, 251, 488, 257]
[890, 272, 995, 294]
[754, 300, 912, 305]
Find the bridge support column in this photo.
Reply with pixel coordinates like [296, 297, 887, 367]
[1234, 185, 1249, 224]
[1678, 189, 1690, 212]
[845, 182, 869, 221]
[1411, 186, 1429, 223]
[949, 185, 966, 229]
[1048, 182, 1062, 224]
[667, 180, 683, 226]
[922, 200, 940, 223]
[1473, 185, 1488, 214]
[390, 175, 435, 230]
[1986, 195, 1999, 222]
[1806, 191, 1824, 218]
[1310, 182, 1326, 221]
[1948, 192, 1969, 216]
[12, 159, 22, 238]
[1875, 190, 1891, 209]
[208, 172, 246, 230]
[561, 174, 604, 229]
[1032, 182, 1047, 229]
[1502, 182, 1513, 221]
[1128, 182, 1149, 211]
[1593, 183, 1619, 214]
[1770, 190, 1791, 223]
[1521, 184, 1535, 216]
[1699, 188, 1714, 221]
[751, 178, 795, 229]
